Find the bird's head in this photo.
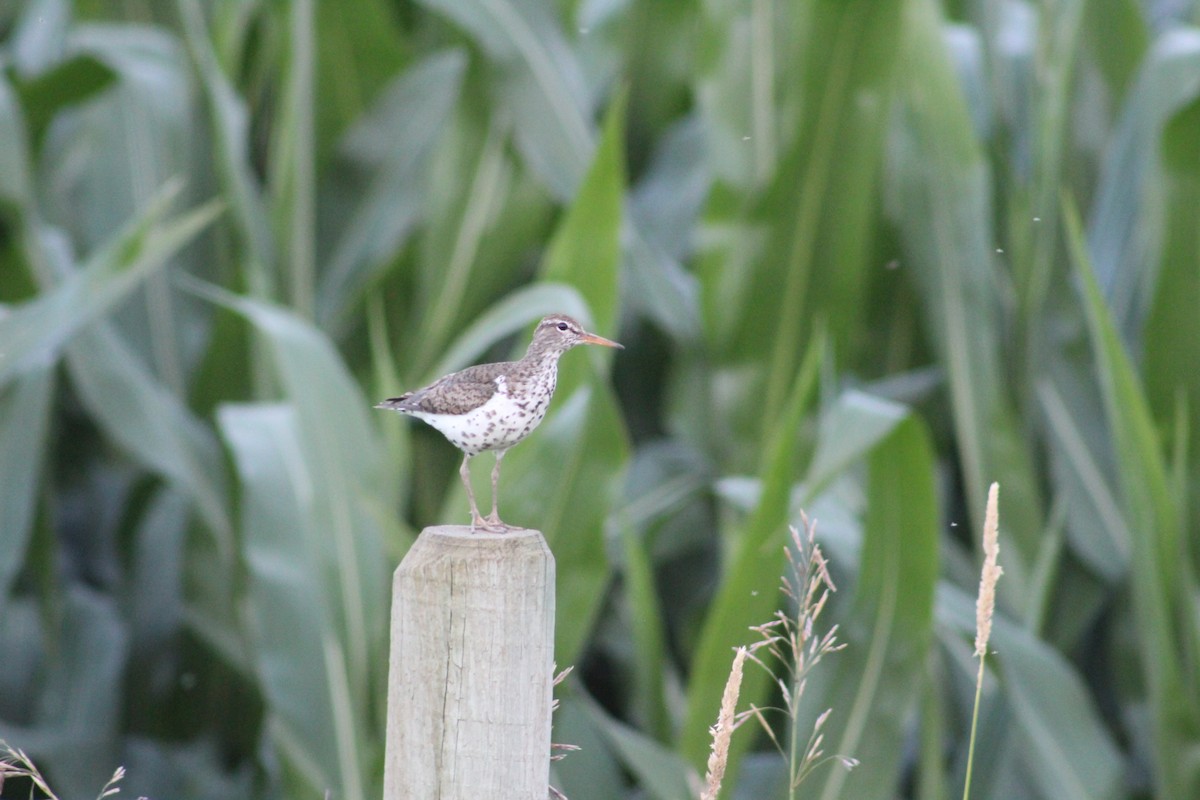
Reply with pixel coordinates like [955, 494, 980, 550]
[527, 314, 623, 357]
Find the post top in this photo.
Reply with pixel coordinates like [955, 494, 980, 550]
[403, 525, 553, 564]
[420, 524, 544, 541]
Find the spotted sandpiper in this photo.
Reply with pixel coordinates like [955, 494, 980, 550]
[376, 314, 623, 531]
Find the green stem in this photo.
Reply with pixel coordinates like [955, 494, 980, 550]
[789, 700, 800, 800]
[961, 654, 986, 800]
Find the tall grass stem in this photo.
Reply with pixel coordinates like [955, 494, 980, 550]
[963, 482, 1002, 800]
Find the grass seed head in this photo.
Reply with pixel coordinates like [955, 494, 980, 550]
[974, 482, 1003, 657]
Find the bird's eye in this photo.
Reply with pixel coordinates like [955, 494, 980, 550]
[557, 322, 569, 331]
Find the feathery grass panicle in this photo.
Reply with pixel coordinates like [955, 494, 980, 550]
[963, 483, 1003, 800]
[724, 517, 854, 798]
[1, 741, 129, 800]
[974, 482, 1003, 657]
[702, 646, 748, 800]
[1, 742, 58, 800]
[551, 663, 574, 714]
[98, 767, 128, 799]
[550, 664, 579, 799]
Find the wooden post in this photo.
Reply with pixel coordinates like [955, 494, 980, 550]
[383, 525, 555, 799]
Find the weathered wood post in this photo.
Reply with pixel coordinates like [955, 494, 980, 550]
[383, 525, 555, 799]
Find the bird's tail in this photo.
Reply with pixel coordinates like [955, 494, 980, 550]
[374, 395, 413, 411]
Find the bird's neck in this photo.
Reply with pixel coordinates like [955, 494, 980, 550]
[522, 342, 565, 368]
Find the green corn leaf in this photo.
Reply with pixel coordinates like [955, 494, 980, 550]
[204, 287, 391, 716]
[1066, 199, 1200, 798]
[678, 336, 822, 774]
[1035, 379, 1130, 579]
[410, 107, 512, 372]
[625, 117, 705, 342]
[218, 404, 372, 800]
[318, 50, 467, 330]
[938, 583, 1124, 800]
[550, 696, 629, 800]
[1082, 0, 1148, 97]
[577, 689, 694, 800]
[125, 488, 190, 665]
[11, 52, 117, 153]
[426, 282, 595, 383]
[0, 77, 33, 207]
[269, 0, 317, 316]
[800, 412, 939, 800]
[698, 0, 904, 410]
[0, 183, 221, 387]
[886, 0, 1043, 594]
[542, 88, 625, 338]
[0, 365, 54, 608]
[1087, 32, 1200, 333]
[312, 0, 409, 162]
[415, 0, 593, 199]
[178, 0, 276, 296]
[499, 385, 628, 663]
[43, 26, 198, 260]
[20, 185, 232, 551]
[1144, 90, 1200, 546]
[616, 522, 671, 743]
[0, 588, 129, 799]
[681, 384, 939, 796]
[65, 323, 233, 551]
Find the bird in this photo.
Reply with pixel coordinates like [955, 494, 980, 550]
[375, 313, 623, 531]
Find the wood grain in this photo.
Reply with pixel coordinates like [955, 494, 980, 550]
[383, 526, 555, 799]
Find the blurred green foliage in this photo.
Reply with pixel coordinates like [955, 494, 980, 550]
[1, 0, 1199, 798]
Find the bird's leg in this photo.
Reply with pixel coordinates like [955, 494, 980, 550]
[460, 454, 487, 531]
[484, 449, 509, 529]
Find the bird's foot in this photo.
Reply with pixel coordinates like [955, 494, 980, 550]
[468, 514, 519, 533]
[482, 513, 521, 533]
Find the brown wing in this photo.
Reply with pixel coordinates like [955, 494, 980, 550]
[376, 361, 513, 415]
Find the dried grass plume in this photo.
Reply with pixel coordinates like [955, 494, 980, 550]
[701, 646, 747, 800]
[974, 482, 1003, 657]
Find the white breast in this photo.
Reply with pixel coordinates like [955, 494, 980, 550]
[408, 376, 553, 456]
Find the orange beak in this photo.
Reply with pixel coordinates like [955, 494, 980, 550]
[579, 332, 624, 350]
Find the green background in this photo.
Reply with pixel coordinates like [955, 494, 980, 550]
[1, 0, 1198, 798]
